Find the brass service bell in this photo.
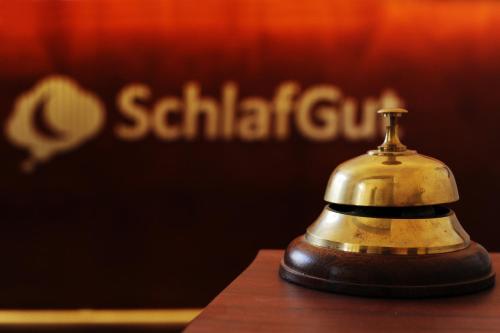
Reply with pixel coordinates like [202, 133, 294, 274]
[280, 108, 495, 297]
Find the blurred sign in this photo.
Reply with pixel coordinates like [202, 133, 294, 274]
[6, 76, 105, 172]
[6, 75, 403, 172]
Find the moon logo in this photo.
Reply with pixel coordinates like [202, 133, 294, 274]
[5, 75, 106, 173]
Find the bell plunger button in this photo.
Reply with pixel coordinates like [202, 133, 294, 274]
[377, 108, 407, 152]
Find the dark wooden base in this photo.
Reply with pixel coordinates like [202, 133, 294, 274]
[280, 236, 495, 298]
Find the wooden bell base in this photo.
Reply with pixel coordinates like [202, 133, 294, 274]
[280, 236, 495, 298]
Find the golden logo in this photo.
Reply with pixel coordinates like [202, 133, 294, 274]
[5, 76, 404, 173]
[5, 76, 105, 173]
[113, 82, 403, 142]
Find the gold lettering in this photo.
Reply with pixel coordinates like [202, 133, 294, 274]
[115, 84, 151, 140]
[222, 82, 237, 140]
[152, 97, 182, 140]
[274, 82, 299, 140]
[342, 97, 377, 141]
[238, 98, 271, 141]
[295, 85, 341, 141]
[184, 82, 218, 140]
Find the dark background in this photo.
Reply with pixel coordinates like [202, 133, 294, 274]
[0, 0, 499, 309]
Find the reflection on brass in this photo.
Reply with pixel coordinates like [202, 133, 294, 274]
[0, 308, 202, 327]
[306, 206, 469, 255]
[308, 108, 467, 255]
[324, 109, 459, 206]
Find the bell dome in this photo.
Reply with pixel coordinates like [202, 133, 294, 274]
[324, 108, 458, 206]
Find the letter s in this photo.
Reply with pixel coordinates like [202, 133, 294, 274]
[115, 84, 151, 140]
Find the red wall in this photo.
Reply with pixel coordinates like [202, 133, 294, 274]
[0, 0, 499, 308]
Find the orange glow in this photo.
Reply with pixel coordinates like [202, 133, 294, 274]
[1, 0, 500, 76]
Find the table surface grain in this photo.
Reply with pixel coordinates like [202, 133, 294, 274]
[186, 250, 499, 333]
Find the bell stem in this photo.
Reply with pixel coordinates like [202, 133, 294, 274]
[377, 108, 407, 152]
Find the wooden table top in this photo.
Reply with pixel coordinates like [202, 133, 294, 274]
[186, 250, 499, 333]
